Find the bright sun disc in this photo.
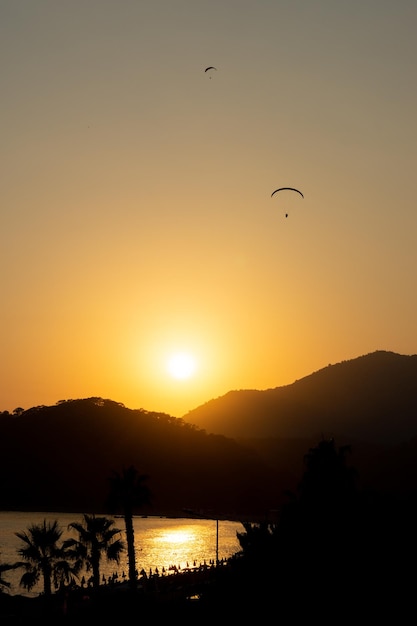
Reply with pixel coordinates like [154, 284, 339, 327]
[167, 352, 196, 380]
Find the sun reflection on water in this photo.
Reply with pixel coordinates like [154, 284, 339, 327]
[156, 529, 194, 544]
[0, 514, 243, 596]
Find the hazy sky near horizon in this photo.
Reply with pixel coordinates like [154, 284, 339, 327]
[2, 1, 417, 417]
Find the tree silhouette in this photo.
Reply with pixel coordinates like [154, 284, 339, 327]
[236, 520, 278, 566]
[232, 438, 362, 615]
[15, 519, 79, 596]
[0, 554, 22, 594]
[106, 466, 151, 590]
[298, 438, 357, 506]
[63, 514, 125, 591]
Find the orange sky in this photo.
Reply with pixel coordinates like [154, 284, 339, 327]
[2, 1, 417, 417]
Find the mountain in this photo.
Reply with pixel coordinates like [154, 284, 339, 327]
[182, 351, 417, 445]
[2, 351, 417, 519]
[0, 398, 285, 519]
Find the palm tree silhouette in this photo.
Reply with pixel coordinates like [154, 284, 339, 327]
[0, 554, 23, 594]
[63, 514, 125, 591]
[106, 466, 151, 590]
[14, 519, 78, 596]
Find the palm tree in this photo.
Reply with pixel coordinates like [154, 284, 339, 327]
[63, 514, 125, 591]
[15, 519, 79, 596]
[0, 555, 23, 594]
[106, 466, 151, 590]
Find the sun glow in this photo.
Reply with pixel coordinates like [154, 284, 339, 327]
[166, 352, 197, 380]
[157, 529, 194, 544]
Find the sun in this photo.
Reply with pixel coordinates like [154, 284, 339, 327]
[166, 352, 197, 380]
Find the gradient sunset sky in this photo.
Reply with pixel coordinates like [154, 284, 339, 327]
[2, 1, 417, 417]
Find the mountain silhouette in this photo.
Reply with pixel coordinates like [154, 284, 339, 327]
[183, 351, 417, 444]
[2, 350, 417, 518]
[0, 398, 283, 518]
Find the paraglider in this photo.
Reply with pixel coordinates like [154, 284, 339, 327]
[204, 66, 217, 78]
[271, 187, 304, 218]
[271, 187, 304, 199]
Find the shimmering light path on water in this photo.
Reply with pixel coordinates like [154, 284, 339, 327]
[0, 512, 243, 596]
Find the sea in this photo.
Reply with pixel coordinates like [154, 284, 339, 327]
[0, 512, 244, 597]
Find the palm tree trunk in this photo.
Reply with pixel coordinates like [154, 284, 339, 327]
[124, 511, 137, 590]
[42, 563, 52, 596]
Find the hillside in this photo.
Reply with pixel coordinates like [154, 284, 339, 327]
[183, 351, 417, 444]
[2, 351, 417, 518]
[0, 398, 286, 519]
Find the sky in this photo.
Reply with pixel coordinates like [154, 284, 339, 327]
[2, 0, 417, 417]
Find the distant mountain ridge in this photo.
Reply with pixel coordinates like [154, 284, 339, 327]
[2, 351, 417, 517]
[0, 398, 281, 518]
[183, 351, 417, 444]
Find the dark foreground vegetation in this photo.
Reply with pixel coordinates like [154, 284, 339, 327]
[1, 438, 416, 623]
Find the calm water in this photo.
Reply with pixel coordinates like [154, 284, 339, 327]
[0, 512, 243, 597]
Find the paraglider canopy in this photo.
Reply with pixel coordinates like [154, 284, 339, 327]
[271, 187, 304, 199]
[271, 187, 304, 218]
[204, 66, 217, 78]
